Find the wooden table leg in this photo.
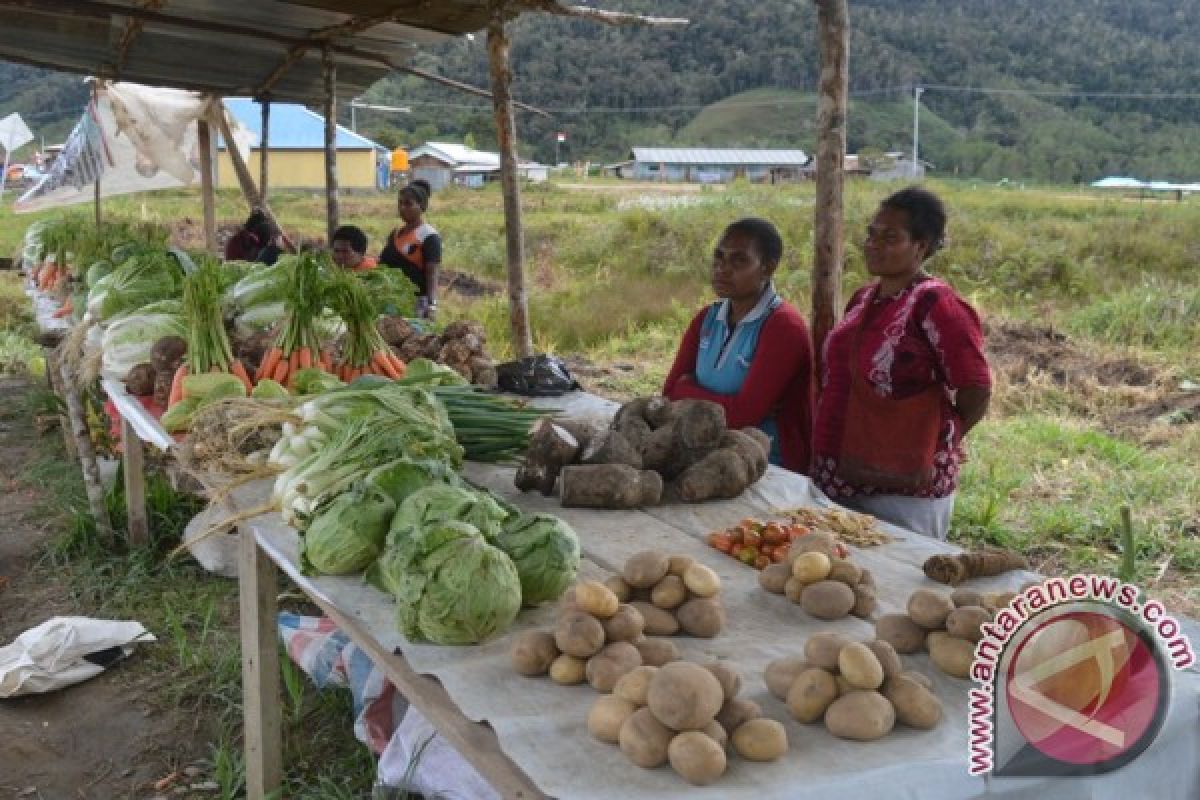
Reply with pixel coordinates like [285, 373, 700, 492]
[58, 359, 113, 542]
[239, 528, 283, 799]
[45, 348, 77, 460]
[121, 418, 149, 547]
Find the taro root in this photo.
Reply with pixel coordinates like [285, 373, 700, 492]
[124, 363, 156, 397]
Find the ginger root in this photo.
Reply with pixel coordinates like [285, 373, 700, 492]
[923, 548, 1029, 586]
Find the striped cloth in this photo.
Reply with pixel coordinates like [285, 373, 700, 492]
[28, 99, 111, 197]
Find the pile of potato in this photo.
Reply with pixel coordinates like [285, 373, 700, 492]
[764, 632, 943, 741]
[874, 587, 1008, 679]
[589, 660, 788, 785]
[509, 552, 727, 691]
[757, 531, 876, 621]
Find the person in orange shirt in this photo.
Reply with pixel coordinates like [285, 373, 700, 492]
[330, 225, 378, 272]
[379, 180, 441, 318]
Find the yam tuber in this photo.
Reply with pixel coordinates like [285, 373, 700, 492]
[581, 429, 643, 468]
[514, 418, 580, 496]
[923, 547, 1029, 586]
[561, 464, 663, 508]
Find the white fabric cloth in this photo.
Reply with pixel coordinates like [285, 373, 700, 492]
[839, 491, 956, 540]
[0, 617, 154, 697]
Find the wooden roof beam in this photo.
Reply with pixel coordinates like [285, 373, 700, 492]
[111, 0, 164, 76]
[516, 1, 687, 27]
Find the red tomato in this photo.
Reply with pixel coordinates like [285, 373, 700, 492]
[708, 532, 733, 553]
[738, 518, 758, 531]
[729, 525, 746, 545]
[743, 530, 762, 549]
[772, 544, 791, 563]
[754, 554, 771, 570]
[834, 543, 849, 559]
[762, 523, 786, 545]
[787, 524, 811, 540]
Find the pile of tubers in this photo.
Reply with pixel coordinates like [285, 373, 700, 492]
[588, 660, 788, 786]
[509, 552, 728, 692]
[515, 396, 771, 508]
[765, 632, 944, 741]
[378, 317, 498, 387]
[874, 587, 1014, 679]
[757, 531, 876, 620]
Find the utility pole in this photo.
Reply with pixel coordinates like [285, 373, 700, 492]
[912, 85, 924, 179]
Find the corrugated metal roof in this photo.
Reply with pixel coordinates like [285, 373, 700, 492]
[222, 97, 380, 150]
[0, 1, 496, 103]
[631, 147, 809, 166]
[410, 141, 501, 167]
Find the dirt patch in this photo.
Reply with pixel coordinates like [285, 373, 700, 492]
[987, 321, 1157, 389]
[440, 268, 501, 298]
[0, 377, 210, 799]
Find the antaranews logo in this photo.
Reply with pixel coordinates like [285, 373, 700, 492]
[967, 575, 1195, 777]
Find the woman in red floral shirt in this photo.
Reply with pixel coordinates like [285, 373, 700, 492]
[812, 187, 991, 539]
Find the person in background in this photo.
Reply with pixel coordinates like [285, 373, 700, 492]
[330, 225, 377, 271]
[663, 218, 814, 474]
[379, 179, 441, 318]
[224, 208, 269, 261]
[811, 186, 992, 540]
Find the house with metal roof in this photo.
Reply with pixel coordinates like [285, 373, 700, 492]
[628, 147, 809, 184]
[408, 141, 547, 189]
[218, 97, 385, 191]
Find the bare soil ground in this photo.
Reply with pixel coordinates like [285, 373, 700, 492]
[0, 377, 210, 800]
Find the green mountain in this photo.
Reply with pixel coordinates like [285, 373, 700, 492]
[4, 0, 1200, 182]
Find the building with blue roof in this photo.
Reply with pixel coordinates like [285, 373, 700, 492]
[218, 97, 386, 191]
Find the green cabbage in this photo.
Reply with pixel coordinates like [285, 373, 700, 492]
[374, 519, 522, 644]
[365, 458, 463, 505]
[292, 367, 344, 395]
[251, 379, 289, 399]
[224, 262, 289, 313]
[101, 311, 185, 379]
[400, 358, 468, 387]
[388, 484, 512, 542]
[161, 396, 200, 432]
[496, 513, 581, 606]
[86, 260, 113, 288]
[301, 483, 396, 575]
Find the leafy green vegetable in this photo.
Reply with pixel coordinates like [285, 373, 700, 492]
[388, 484, 512, 542]
[292, 367, 344, 395]
[301, 483, 396, 575]
[496, 513, 581, 606]
[365, 458, 463, 505]
[101, 311, 184, 379]
[182, 372, 245, 403]
[161, 396, 201, 432]
[251, 379, 290, 399]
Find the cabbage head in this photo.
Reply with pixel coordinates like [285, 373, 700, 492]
[365, 458, 462, 506]
[496, 513, 581, 606]
[301, 484, 396, 575]
[375, 519, 521, 644]
[388, 484, 511, 542]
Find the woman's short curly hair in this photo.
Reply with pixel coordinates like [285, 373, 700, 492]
[880, 186, 947, 257]
[722, 217, 784, 266]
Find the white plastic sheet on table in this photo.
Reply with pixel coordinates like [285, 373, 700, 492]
[226, 390, 1200, 800]
[100, 376, 174, 452]
[25, 282, 71, 339]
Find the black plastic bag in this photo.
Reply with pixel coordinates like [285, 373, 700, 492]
[495, 355, 581, 397]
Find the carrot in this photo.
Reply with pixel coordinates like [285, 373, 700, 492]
[168, 364, 188, 407]
[257, 347, 282, 382]
[318, 351, 331, 372]
[298, 347, 312, 370]
[229, 360, 254, 393]
[374, 351, 401, 379]
[289, 350, 300, 377]
[272, 358, 289, 385]
[52, 299, 73, 319]
[388, 352, 407, 376]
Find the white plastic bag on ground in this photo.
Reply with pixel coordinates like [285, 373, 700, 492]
[376, 705, 499, 800]
[0, 617, 154, 697]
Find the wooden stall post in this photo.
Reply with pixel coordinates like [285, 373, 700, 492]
[121, 418, 149, 546]
[197, 118, 217, 254]
[486, 9, 534, 359]
[217, 106, 262, 208]
[811, 0, 849, 373]
[59, 359, 114, 543]
[259, 97, 270, 205]
[93, 175, 101, 226]
[322, 46, 339, 244]
[239, 529, 282, 799]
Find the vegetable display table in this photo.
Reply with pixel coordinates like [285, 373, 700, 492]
[226, 392, 1200, 800]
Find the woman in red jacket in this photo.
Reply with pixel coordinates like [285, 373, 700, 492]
[663, 218, 814, 474]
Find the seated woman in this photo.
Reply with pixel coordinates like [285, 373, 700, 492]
[379, 180, 441, 318]
[224, 209, 269, 261]
[811, 187, 992, 540]
[663, 218, 814, 473]
[330, 225, 378, 271]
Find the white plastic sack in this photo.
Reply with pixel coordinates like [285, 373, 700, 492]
[0, 617, 154, 698]
[376, 705, 499, 800]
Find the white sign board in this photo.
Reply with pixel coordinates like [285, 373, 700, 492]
[0, 113, 33, 153]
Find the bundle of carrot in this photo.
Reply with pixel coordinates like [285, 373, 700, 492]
[52, 298, 73, 318]
[255, 253, 333, 389]
[36, 262, 67, 291]
[168, 261, 255, 408]
[325, 271, 407, 381]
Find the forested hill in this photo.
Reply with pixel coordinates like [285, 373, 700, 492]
[5, 0, 1200, 182]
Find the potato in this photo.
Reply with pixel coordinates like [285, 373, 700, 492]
[630, 601, 680, 636]
[851, 583, 878, 618]
[827, 558, 862, 586]
[624, 550, 670, 589]
[635, 637, 681, 667]
[926, 630, 950, 652]
[824, 690, 895, 741]
[559, 586, 579, 612]
[838, 642, 885, 690]
[510, 630, 559, 676]
[758, 563, 791, 594]
[884, 674, 943, 730]
[929, 633, 976, 679]
[786, 667, 838, 723]
[990, 590, 1018, 610]
[800, 580, 856, 620]
[614, 665, 658, 706]
[667, 554, 696, 577]
[907, 588, 955, 630]
[647, 662, 725, 731]
[555, 610, 606, 658]
[783, 576, 806, 603]
[668, 731, 727, 786]
[789, 531, 838, 558]
[804, 632, 852, 670]
[588, 695, 638, 743]
[602, 604, 646, 643]
[605, 575, 633, 603]
[716, 696, 761, 735]
[864, 640, 902, 679]
[575, 580, 620, 618]
[835, 674, 855, 696]
[676, 597, 726, 638]
[764, 656, 809, 700]
[651, 575, 688, 610]
[946, 606, 991, 643]
[701, 719, 728, 750]
[900, 670, 934, 690]
[549, 654, 587, 684]
[586, 642, 643, 692]
[875, 613, 927, 654]
[703, 662, 742, 702]
[791, 551, 832, 584]
[682, 563, 722, 597]
[857, 567, 876, 589]
[951, 587, 985, 608]
[732, 718, 788, 762]
[619, 708, 674, 767]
